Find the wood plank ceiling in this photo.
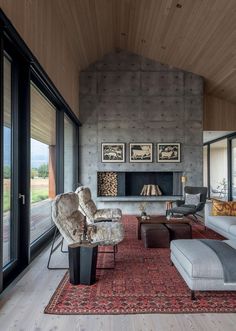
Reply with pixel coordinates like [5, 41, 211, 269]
[55, 0, 236, 104]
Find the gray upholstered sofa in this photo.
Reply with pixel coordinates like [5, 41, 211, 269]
[171, 238, 236, 299]
[170, 201, 236, 299]
[205, 202, 236, 239]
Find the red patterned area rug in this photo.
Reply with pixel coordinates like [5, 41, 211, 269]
[44, 216, 236, 315]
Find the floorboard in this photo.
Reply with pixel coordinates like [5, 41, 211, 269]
[0, 242, 236, 331]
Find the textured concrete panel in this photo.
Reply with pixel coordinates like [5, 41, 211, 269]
[141, 97, 184, 121]
[184, 72, 203, 95]
[98, 96, 142, 120]
[96, 51, 141, 71]
[141, 57, 180, 72]
[79, 50, 203, 213]
[79, 96, 99, 124]
[79, 72, 97, 95]
[98, 72, 141, 95]
[184, 97, 203, 121]
[79, 125, 98, 146]
[141, 72, 184, 96]
[184, 122, 203, 145]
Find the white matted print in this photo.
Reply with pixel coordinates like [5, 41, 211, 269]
[101, 143, 125, 162]
[157, 143, 181, 163]
[129, 143, 153, 163]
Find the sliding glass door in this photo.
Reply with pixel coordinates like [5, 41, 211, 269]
[30, 84, 56, 244]
[2, 54, 16, 268]
[64, 115, 78, 192]
[0, 11, 80, 291]
[232, 139, 236, 200]
[210, 139, 228, 200]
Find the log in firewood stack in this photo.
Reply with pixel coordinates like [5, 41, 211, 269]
[140, 184, 162, 196]
[97, 172, 118, 196]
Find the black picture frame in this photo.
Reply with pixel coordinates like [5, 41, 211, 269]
[101, 143, 125, 163]
[129, 143, 153, 163]
[157, 143, 181, 163]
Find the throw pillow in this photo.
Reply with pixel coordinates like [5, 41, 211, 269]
[185, 193, 201, 206]
[212, 199, 236, 216]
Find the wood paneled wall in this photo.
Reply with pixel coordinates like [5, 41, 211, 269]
[0, 0, 80, 117]
[204, 94, 236, 131]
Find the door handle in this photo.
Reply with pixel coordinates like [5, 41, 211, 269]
[19, 193, 25, 205]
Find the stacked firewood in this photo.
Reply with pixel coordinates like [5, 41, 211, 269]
[97, 172, 118, 196]
[140, 184, 162, 196]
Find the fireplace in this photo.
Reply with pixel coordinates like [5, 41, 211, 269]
[97, 171, 182, 197]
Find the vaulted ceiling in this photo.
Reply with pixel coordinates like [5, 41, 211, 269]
[55, 0, 236, 104]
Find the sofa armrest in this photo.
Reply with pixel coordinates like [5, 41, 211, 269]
[204, 202, 212, 225]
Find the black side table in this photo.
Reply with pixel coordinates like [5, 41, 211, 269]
[68, 242, 98, 285]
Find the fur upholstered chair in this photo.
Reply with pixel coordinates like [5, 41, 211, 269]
[52, 192, 85, 245]
[75, 186, 122, 223]
[48, 192, 124, 269]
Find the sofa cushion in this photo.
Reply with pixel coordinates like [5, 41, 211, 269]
[212, 199, 236, 216]
[228, 226, 236, 237]
[207, 215, 236, 232]
[171, 239, 224, 279]
[185, 193, 200, 206]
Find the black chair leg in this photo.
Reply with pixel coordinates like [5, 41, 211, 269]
[191, 290, 196, 300]
[60, 238, 68, 253]
[47, 227, 68, 270]
[96, 245, 116, 270]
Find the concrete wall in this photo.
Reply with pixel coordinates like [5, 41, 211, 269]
[79, 50, 203, 214]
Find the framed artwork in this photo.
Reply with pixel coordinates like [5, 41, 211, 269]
[101, 143, 125, 162]
[129, 143, 153, 163]
[157, 143, 181, 163]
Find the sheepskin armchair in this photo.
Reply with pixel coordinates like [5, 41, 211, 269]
[75, 186, 122, 223]
[52, 192, 124, 246]
[52, 192, 85, 245]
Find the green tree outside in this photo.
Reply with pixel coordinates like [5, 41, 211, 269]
[4, 165, 11, 179]
[31, 168, 38, 179]
[38, 163, 49, 178]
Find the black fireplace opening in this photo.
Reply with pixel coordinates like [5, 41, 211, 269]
[97, 171, 182, 197]
[125, 172, 173, 196]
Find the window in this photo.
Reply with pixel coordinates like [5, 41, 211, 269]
[30, 84, 56, 244]
[232, 139, 236, 200]
[2, 55, 13, 267]
[203, 145, 208, 188]
[210, 139, 228, 200]
[0, 11, 80, 291]
[64, 115, 78, 192]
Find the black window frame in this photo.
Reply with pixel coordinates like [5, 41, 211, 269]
[0, 9, 81, 291]
[204, 132, 236, 201]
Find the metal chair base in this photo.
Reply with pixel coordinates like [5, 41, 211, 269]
[96, 245, 118, 270]
[47, 227, 68, 270]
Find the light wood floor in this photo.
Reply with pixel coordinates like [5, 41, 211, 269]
[1, 242, 236, 331]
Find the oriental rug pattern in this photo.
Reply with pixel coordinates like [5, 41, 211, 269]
[45, 216, 236, 315]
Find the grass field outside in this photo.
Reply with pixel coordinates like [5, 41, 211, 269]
[3, 178, 49, 212]
[3, 180, 10, 212]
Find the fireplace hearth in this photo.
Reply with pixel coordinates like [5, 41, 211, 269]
[97, 171, 183, 197]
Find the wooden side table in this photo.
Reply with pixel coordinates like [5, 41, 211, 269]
[68, 242, 98, 285]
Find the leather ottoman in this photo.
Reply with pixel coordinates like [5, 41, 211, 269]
[141, 224, 170, 248]
[165, 223, 192, 241]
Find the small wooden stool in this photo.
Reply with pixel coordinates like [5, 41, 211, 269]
[68, 242, 98, 285]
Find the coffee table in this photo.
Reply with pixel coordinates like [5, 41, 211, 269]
[137, 215, 191, 240]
